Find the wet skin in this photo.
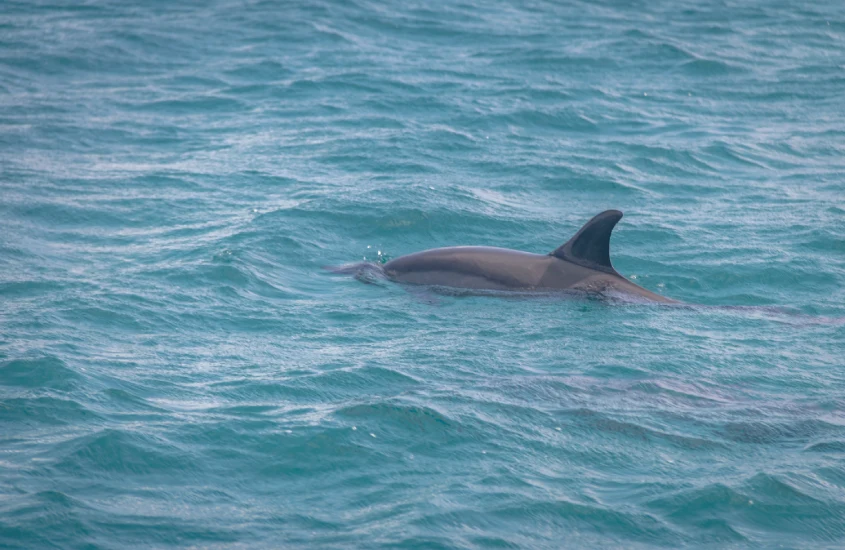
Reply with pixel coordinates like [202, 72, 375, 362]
[381, 210, 678, 304]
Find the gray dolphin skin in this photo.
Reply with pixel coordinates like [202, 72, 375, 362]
[382, 210, 678, 303]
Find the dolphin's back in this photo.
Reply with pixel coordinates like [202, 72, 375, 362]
[383, 246, 553, 290]
[374, 211, 678, 302]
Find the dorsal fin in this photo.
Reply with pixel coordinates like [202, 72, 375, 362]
[550, 210, 623, 274]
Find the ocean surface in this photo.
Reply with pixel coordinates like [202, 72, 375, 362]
[2, 0, 845, 547]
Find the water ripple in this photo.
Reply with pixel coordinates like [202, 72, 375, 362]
[2, 0, 845, 547]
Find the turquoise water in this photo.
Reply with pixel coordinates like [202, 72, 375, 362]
[2, 0, 845, 547]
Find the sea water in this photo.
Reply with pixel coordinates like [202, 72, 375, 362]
[2, 0, 845, 547]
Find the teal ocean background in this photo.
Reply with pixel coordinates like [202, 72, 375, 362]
[2, 0, 845, 547]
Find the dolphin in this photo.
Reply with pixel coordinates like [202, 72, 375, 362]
[379, 210, 678, 303]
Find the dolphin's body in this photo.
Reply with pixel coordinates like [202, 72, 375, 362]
[381, 210, 677, 303]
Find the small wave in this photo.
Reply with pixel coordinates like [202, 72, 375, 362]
[721, 419, 841, 444]
[680, 58, 747, 76]
[804, 440, 845, 453]
[647, 483, 752, 541]
[560, 408, 726, 451]
[486, 499, 680, 545]
[222, 59, 292, 83]
[128, 96, 246, 114]
[0, 396, 100, 426]
[55, 429, 199, 477]
[0, 356, 81, 391]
